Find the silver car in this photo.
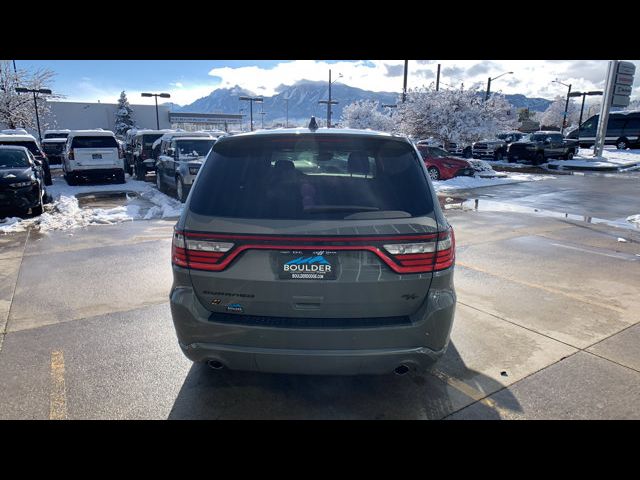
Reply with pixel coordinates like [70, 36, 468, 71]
[169, 126, 456, 375]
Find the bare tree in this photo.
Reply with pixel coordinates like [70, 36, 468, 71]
[0, 60, 63, 131]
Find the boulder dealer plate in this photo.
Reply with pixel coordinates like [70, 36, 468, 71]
[278, 250, 338, 280]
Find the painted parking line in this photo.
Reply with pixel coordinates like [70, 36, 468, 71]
[50, 350, 67, 420]
[430, 369, 512, 418]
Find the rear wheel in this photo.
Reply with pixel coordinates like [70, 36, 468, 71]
[427, 166, 440, 181]
[43, 162, 52, 186]
[534, 153, 545, 165]
[156, 170, 165, 192]
[463, 147, 472, 159]
[31, 203, 43, 216]
[565, 151, 574, 160]
[135, 160, 146, 180]
[494, 150, 504, 161]
[176, 177, 187, 203]
[65, 173, 77, 186]
[616, 138, 629, 150]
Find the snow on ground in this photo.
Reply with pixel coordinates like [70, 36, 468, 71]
[0, 175, 183, 234]
[627, 214, 640, 226]
[433, 173, 554, 192]
[548, 147, 640, 170]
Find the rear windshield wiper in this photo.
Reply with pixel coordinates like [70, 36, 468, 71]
[304, 205, 380, 213]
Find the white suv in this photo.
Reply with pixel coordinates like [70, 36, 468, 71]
[63, 130, 125, 185]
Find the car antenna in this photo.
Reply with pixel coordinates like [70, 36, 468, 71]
[308, 116, 318, 131]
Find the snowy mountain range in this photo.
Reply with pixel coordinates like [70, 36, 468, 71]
[165, 80, 553, 125]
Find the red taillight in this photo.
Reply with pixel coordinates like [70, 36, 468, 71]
[172, 231, 233, 271]
[172, 229, 455, 274]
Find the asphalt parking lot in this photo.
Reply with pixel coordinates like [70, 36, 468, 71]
[1, 172, 639, 419]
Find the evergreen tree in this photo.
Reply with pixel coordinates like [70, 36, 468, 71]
[114, 91, 135, 136]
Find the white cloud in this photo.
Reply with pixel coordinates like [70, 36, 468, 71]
[56, 60, 640, 107]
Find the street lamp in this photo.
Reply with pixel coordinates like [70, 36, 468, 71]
[141, 92, 170, 130]
[239, 96, 263, 131]
[552, 79, 572, 134]
[568, 90, 603, 140]
[485, 72, 513, 101]
[15, 87, 52, 142]
[318, 70, 342, 128]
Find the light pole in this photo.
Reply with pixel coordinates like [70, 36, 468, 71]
[552, 79, 572, 134]
[15, 87, 52, 142]
[485, 71, 513, 101]
[141, 92, 170, 130]
[318, 70, 342, 128]
[284, 97, 289, 128]
[568, 90, 603, 141]
[402, 60, 409, 102]
[239, 96, 263, 131]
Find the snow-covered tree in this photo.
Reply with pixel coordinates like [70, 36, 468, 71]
[394, 85, 517, 144]
[540, 96, 579, 129]
[114, 91, 135, 136]
[0, 60, 62, 131]
[624, 98, 640, 111]
[340, 100, 395, 132]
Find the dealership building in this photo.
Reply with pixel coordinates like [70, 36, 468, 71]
[42, 101, 242, 134]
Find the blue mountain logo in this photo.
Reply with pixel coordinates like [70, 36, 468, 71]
[285, 255, 330, 265]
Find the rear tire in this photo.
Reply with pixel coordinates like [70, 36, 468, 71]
[534, 153, 545, 166]
[565, 151, 574, 160]
[427, 166, 440, 181]
[494, 150, 504, 161]
[44, 163, 52, 186]
[65, 173, 77, 186]
[616, 138, 629, 150]
[156, 170, 165, 192]
[135, 160, 146, 181]
[176, 177, 187, 203]
[463, 148, 472, 159]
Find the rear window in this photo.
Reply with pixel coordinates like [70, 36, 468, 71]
[0, 140, 39, 155]
[176, 139, 215, 156]
[45, 133, 68, 139]
[71, 136, 118, 149]
[141, 134, 163, 146]
[189, 134, 433, 220]
[43, 142, 64, 153]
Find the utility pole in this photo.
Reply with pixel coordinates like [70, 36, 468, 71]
[285, 98, 289, 128]
[436, 64, 441, 91]
[485, 72, 514, 102]
[239, 96, 263, 131]
[318, 69, 339, 128]
[402, 60, 408, 102]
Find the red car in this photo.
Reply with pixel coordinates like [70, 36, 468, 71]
[417, 145, 475, 181]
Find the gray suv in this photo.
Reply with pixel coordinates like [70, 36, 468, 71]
[170, 127, 456, 376]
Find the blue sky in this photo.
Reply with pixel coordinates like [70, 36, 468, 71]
[14, 60, 640, 107]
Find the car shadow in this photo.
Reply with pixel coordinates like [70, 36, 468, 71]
[167, 341, 522, 420]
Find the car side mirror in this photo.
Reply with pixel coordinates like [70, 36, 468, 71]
[34, 159, 43, 166]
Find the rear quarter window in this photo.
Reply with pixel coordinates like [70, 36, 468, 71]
[71, 136, 118, 148]
[189, 134, 434, 220]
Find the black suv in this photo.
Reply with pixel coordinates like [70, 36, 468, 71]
[507, 132, 578, 165]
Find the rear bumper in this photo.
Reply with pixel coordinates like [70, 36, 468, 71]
[179, 342, 444, 375]
[67, 168, 124, 177]
[169, 268, 456, 375]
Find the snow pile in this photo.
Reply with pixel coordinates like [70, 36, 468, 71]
[1, 175, 184, 234]
[0, 217, 25, 233]
[548, 147, 640, 170]
[433, 173, 553, 192]
[627, 214, 640, 226]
